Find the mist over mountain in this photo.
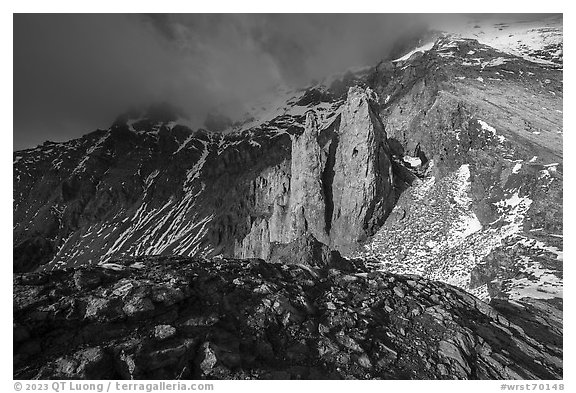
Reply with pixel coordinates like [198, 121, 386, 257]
[14, 14, 458, 150]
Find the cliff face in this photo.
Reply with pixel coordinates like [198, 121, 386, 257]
[13, 82, 396, 272]
[15, 82, 397, 271]
[330, 87, 394, 250]
[289, 111, 329, 244]
[354, 35, 562, 305]
[237, 87, 396, 261]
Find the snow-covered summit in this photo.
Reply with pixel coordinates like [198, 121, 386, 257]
[435, 14, 562, 66]
[390, 15, 562, 67]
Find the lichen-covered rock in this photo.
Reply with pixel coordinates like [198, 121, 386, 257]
[13, 256, 562, 380]
[154, 325, 177, 340]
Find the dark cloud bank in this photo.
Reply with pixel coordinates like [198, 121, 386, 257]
[14, 14, 447, 150]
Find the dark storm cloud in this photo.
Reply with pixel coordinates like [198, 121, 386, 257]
[140, 14, 430, 84]
[14, 13, 431, 150]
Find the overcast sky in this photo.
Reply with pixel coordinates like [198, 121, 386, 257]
[14, 14, 444, 150]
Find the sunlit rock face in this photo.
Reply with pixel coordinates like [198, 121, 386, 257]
[237, 86, 396, 260]
[289, 111, 329, 245]
[329, 86, 395, 251]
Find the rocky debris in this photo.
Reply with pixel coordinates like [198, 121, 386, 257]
[14, 256, 562, 380]
[73, 269, 103, 291]
[268, 233, 347, 268]
[351, 34, 562, 306]
[33, 346, 114, 379]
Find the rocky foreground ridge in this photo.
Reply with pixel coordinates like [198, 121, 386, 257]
[14, 256, 562, 380]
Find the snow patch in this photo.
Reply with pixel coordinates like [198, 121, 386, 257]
[478, 119, 506, 143]
[435, 15, 563, 65]
[402, 155, 422, 167]
[393, 41, 435, 62]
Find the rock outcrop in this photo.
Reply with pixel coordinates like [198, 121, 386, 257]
[330, 87, 394, 251]
[13, 256, 562, 380]
[237, 87, 396, 260]
[289, 111, 329, 244]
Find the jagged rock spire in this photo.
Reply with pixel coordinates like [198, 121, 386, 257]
[329, 86, 394, 251]
[237, 87, 396, 259]
[289, 110, 329, 244]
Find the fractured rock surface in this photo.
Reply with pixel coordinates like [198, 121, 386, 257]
[13, 256, 562, 380]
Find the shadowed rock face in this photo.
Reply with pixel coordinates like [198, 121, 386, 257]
[13, 256, 562, 380]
